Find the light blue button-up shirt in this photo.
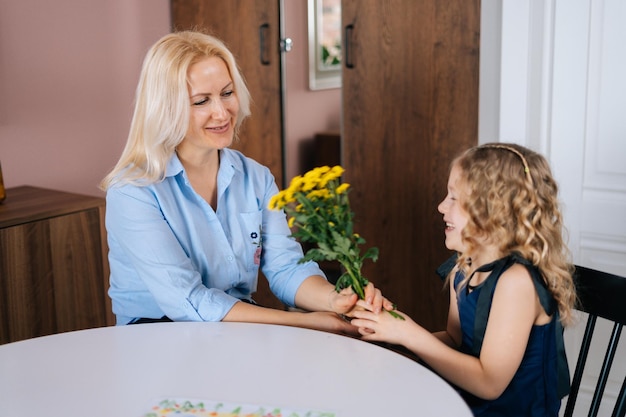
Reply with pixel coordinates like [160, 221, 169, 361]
[105, 149, 325, 325]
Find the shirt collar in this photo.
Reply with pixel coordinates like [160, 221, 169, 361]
[165, 152, 185, 178]
[219, 148, 243, 175]
[165, 149, 243, 180]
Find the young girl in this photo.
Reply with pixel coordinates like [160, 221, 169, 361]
[352, 143, 577, 416]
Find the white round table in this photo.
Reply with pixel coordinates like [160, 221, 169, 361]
[0, 322, 471, 417]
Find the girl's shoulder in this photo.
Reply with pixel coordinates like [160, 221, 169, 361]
[499, 261, 533, 281]
[464, 254, 537, 299]
[494, 262, 537, 300]
[491, 254, 541, 290]
[494, 254, 558, 316]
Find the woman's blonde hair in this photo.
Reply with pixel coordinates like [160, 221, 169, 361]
[452, 143, 576, 325]
[100, 31, 251, 189]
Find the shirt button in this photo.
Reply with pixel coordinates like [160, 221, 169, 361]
[227, 255, 234, 262]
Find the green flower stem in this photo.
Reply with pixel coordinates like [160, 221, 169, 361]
[336, 259, 405, 320]
[386, 310, 405, 320]
[337, 259, 365, 299]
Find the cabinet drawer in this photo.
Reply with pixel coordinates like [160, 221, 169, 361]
[0, 186, 112, 344]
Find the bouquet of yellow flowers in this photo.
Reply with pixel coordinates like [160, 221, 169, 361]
[268, 165, 402, 319]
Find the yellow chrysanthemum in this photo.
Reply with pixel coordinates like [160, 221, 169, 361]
[268, 194, 279, 210]
[336, 183, 350, 194]
[318, 175, 332, 188]
[306, 189, 330, 200]
[288, 175, 304, 193]
[301, 177, 318, 192]
[303, 167, 319, 181]
[283, 189, 297, 204]
[269, 192, 288, 210]
[330, 165, 344, 177]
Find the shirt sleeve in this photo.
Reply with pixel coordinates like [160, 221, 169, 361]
[106, 185, 238, 323]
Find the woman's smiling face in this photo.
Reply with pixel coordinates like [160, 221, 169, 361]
[180, 56, 239, 154]
[437, 164, 469, 253]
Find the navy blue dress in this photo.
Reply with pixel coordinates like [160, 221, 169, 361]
[446, 254, 569, 416]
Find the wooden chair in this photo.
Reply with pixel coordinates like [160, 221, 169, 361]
[564, 265, 626, 417]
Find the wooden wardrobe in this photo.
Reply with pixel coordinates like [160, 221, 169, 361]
[341, 0, 480, 331]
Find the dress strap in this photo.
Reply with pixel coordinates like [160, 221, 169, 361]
[471, 256, 516, 356]
[436, 253, 458, 281]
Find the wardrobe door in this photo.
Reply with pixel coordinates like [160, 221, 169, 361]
[171, 0, 285, 310]
[342, 0, 480, 330]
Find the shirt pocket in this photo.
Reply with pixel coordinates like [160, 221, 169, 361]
[238, 210, 263, 272]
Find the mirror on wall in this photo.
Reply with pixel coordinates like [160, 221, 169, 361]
[307, 0, 342, 90]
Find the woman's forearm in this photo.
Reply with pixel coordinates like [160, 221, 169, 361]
[222, 299, 357, 335]
[293, 275, 335, 312]
[222, 300, 307, 325]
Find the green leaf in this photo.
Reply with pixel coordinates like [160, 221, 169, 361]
[302, 248, 336, 263]
[335, 273, 351, 291]
[363, 247, 379, 262]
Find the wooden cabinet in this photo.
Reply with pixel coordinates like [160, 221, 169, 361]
[342, 0, 480, 331]
[0, 186, 113, 344]
[171, 0, 286, 310]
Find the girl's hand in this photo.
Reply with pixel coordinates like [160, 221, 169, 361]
[351, 302, 415, 346]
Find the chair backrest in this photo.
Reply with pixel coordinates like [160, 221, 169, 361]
[564, 265, 626, 417]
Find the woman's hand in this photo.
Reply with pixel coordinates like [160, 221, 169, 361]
[329, 282, 395, 317]
[224, 299, 359, 336]
[294, 276, 395, 323]
[298, 311, 359, 336]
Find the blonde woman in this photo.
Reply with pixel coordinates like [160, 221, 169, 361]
[353, 143, 576, 416]
[101, 31, 391, 330]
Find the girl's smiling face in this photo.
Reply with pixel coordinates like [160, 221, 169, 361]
[437, 164, 469, 253]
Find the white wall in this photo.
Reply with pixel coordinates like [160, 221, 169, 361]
[480, 1, 626, 415]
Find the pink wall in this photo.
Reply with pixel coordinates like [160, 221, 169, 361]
[0, 0, 171, 197]
[283, 0, 341, 181]
[0, 0, 340, 197]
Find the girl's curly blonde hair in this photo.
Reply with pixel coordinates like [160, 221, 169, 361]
[452, 143, 576, 325]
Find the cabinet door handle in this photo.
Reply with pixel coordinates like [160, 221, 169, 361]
[259, 23, 270, 65]
[344, 24, 354, 69]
